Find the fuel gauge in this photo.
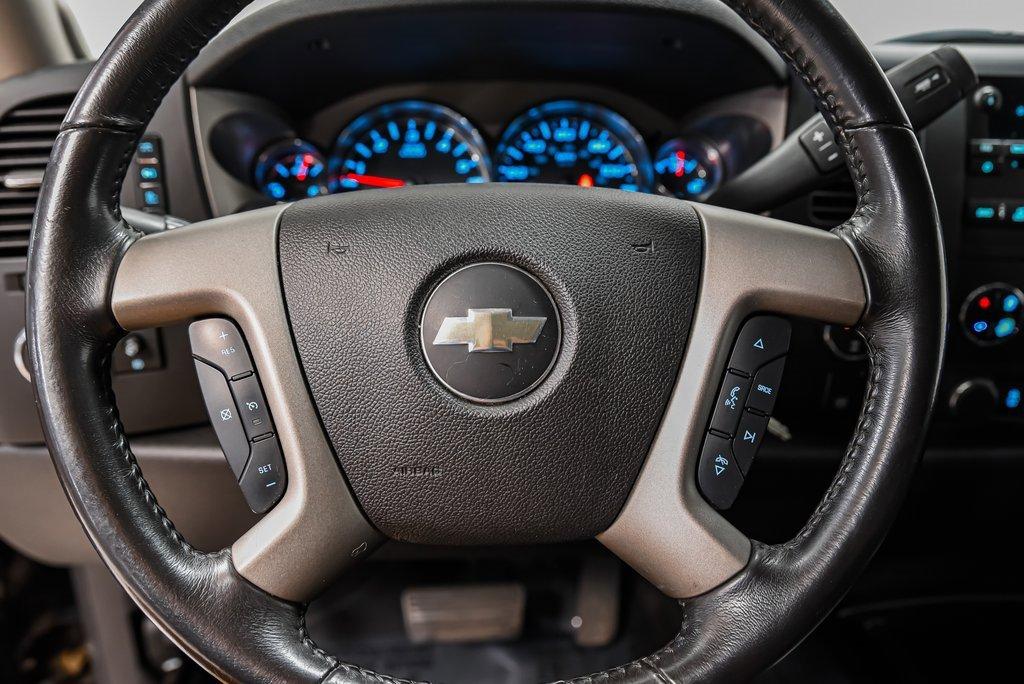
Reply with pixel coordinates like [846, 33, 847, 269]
[254, 139, 330, 201]
[654, 138, 723, 201]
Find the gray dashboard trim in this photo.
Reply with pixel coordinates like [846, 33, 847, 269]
[0, 428, 258, 566]
[874, 42, 1024, 75]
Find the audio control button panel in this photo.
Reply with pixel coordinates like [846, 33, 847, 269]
[189, 318, 286, 514]
[698, 316, 791, 510]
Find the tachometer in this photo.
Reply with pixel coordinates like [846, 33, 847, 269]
[494, 101, 653, 192]
[329, 101, 491, 191]
[254, 139, 330, 201]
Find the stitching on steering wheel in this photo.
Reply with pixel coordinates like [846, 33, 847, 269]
[101, 343, 202, 557]
[725, 0, 895, 553]
[784, 344, 882, 549]
[550, 5, 896, 678]
[84, 0, 249, 569]
[323, 662, 426, 684]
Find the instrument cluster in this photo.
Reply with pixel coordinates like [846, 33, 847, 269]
[251, 98, 731, 203]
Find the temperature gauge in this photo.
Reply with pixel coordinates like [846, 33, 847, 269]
[254, 139, 330, 201]
[654, 138, 723, 201]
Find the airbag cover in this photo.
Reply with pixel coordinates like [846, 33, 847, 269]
[278, 184, 701, 544]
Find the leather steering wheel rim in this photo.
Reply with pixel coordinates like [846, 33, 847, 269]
[27, 0, 945, 681]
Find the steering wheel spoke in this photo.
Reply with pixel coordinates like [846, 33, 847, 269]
[599, 204, 867, 598]
[112, 206, 383, 602]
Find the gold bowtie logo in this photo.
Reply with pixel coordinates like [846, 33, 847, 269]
[433, 309, 547, 352]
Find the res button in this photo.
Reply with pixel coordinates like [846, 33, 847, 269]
[189, 318, 253, 380]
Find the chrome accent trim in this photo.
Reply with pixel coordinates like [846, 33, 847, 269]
[13, 328, 31, 383]
[433, 309, 547, 352]
[2, 169, 45, 190]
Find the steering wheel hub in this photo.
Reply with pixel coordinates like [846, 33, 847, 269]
[276, 184, 703, 544]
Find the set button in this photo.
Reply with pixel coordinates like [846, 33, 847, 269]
[239, 436, 287, 515]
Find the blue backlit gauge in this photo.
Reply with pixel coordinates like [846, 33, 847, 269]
[494, 101, 653, 192]
[654, 138, 724, 201]
[961, 283, 1024, 346]
[254, 139, 330, 202]
[329, 101, 491, 191]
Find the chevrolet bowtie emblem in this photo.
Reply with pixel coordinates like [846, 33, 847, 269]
[433, 308, 547, 352]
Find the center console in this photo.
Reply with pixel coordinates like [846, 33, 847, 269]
[946, 72, 1024, 426]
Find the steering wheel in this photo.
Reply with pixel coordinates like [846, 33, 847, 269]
[27, 0, 945, 680]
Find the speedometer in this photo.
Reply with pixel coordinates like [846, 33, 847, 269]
[328, 101, 491, 191]
[494, 101, 653, 192]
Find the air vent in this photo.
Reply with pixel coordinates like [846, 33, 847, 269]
[808, 181, 858, 228]
[0, 95, 73, 257]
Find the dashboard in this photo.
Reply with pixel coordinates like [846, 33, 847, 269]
[2, 0, 1024, 575]
[195, 85, 782, 217]
[228, 94, 767, 204]
[185, 1, 785, 216]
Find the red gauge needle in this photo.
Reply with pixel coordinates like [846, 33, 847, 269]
[674, 150, 687, 177]
[342, 173, 406, 188]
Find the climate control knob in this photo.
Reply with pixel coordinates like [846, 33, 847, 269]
[960, 283, 1024, 346]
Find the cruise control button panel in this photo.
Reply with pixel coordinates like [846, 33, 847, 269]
[697, 315, 791, 510]
[190, 318, 286, 514]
